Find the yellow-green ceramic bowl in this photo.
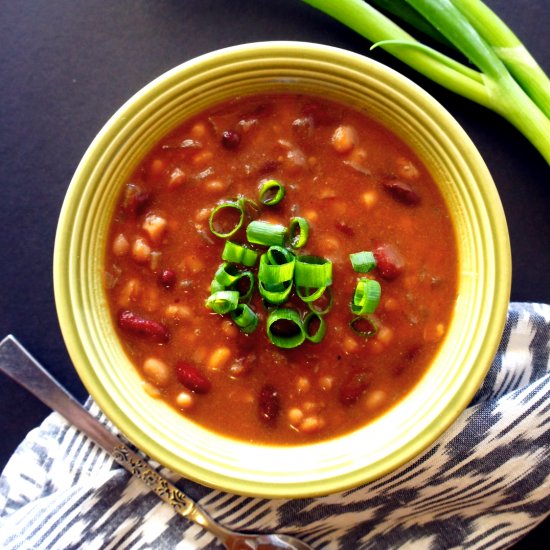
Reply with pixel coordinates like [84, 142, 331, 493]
[54, 42, 511, 498]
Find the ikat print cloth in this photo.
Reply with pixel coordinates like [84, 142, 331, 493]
[0, 302, 549, 549]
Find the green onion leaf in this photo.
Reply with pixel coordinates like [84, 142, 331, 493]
[205, 290, 239, 314]
[350, 251, 376, 273]
[246, 220, 288, 247]
[221, 240, 258, 267]
[350, 316, 379, 338]
[259, 179, 286, 206]
[266, 308, 306, 348]
[289, 217, 310, 248]
[303, 311, 327, 343]
[351, 278, 381, 315]
[230, 304, 259, 333]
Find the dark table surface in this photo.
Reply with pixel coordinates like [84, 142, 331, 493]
[1, 0, 548, 547]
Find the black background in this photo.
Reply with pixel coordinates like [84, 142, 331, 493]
[1, 0, 548, 547]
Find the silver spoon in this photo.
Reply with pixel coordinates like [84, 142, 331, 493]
[0, 335, 314, 550]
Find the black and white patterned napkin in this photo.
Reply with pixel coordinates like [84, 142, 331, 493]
[1, 302, 549, 549]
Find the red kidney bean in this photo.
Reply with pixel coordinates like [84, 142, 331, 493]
[257, 159, 281, 175]
[122, 183, 151, 216]
[335, 220, 355, 237]
[258, 384, 280, 423]
[221, 130, 241, 149]
[339, 371, 370, 406]
[374, 243, 405, 281]
[159, 268, 176, 289]
[382, 179, 421, 206]
[117, 310, 169, 342]
[176, 362, 211, 394]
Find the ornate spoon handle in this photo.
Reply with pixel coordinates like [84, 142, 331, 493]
[0, 335, 230, 538]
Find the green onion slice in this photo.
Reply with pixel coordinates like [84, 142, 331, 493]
[294, 255, 333, 288]
[210, 279, 225, 294]
[266, 245, 294, 265]
[259, 179, 285, 206]
[230, 304, 259, 334]
[307, 286, 333, 315]
[231, 271, 255, 303]
[205, 290, 239, 314]
[289, 217, 309, 248]
[259, 280, 293, 305]
[296, 285, 327, 303]
[266, 308, 306, 348]
[209, 200, 245, 238]
[350, 251, 376, 273]
[213, 262, 241, 287]
[221, 240, 258, 267]
[246, 220, 287, 247]
[258, 250, 295, 286]
[211, 263, 254, 302]
[351, 278, 381, 315]
[350, 316, 378, 339]
[303, 311, 327, 343]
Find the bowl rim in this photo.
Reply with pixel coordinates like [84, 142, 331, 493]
[53, 41, 511, 498]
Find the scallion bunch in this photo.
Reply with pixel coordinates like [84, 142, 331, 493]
[301, 0, 550, 164]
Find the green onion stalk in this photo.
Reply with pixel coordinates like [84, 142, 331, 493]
[301, 0, 550, 165]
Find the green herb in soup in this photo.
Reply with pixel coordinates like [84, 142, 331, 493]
[104, 93, 458, 444]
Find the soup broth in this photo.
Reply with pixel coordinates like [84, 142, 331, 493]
[104, 93, 458, 444]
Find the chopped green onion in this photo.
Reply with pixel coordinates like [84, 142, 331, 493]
[266, 308, 306, 348]
[205, 290, 239, 314]
[350, 316, 379, 338]
[210, 279, 225, 294]
[259, 280, 293, 305]
[303, 311, 327, 343]
[259, 179, 286, 206]
[211, 263, 254, 302]
[295, 255, 332, 288]
[351, 278, 381, 315]
[307, 286, 333, 315]
[258, 248, 294, 304]
[296, 285, 328, 303]
[209, 200, 246, 238]
[266, 245, 294, 265]
[350, 251, 376, 273]
[230, 304, 259, 333]
[213, 262, 241, 287]
[246, 220, 288, 247]
[258, 251, 295, 286]
[231, 271, 255, 303]
[221, 241, 259, 267]
[289, 217, 309, 248]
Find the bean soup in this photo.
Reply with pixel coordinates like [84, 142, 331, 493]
[104, 94, 458, 445]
